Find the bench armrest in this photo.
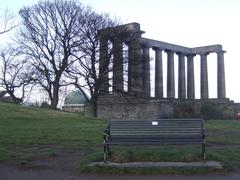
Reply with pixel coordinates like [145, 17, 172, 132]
[104, 129, 109, 134]
[103, 129, 110, 141]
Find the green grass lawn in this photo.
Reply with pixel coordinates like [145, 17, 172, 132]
[0, 102, 105, 160]
[0, 102, 240, 174]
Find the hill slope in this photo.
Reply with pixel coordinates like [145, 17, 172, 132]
[0, 102, 105, 160]
[1, 102, 240, 173]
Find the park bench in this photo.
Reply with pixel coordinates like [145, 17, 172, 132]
[103, 119, 205, 162]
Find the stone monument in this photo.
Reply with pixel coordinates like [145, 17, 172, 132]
[96, 22, 238, 120]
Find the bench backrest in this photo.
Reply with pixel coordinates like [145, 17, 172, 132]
[107, 119, 204, 139]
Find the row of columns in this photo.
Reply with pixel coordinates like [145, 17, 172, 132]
[152, 48, 226, 99]
[99, 35, 226, 100]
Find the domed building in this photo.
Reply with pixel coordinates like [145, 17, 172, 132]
[62, 90, 89, 113]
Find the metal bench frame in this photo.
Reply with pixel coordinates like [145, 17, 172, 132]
[103, 119, 205, 162]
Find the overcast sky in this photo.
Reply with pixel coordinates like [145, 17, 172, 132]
[1, 0, 240, 102]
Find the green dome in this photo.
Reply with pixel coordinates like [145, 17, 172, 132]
[64, 90, 89, 105]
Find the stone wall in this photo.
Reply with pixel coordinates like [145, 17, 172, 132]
[97, 99, 173, 120]
[173, 99, 237, 120]
[96, 94, 240, 120]
[96, 94, 173, 120]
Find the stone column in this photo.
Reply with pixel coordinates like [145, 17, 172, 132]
[217, 50, 226, 98]
[99, 37, 109, 95]
[166, 50, 175, 98]
[153, 47, 163, 98]
[177, 52, 186, 99]
[142, 46, 150, 97]
[112, 38, 123, 92]
[187, 54, 195, 99]
[200, 53, 209, 99]
[128, 32, 143, 96]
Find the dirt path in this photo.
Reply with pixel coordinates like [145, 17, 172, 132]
[0, 149, 83, 180]
[1, 163, 240, 180]
[1, 151, 240, 180]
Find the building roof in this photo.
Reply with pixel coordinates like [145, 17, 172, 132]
[64, 90, 89, 105]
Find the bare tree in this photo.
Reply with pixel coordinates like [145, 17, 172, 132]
[17, 0, 88, 109]
[0, 8, 17, 35]
[66, 13, 122, 116]
[0, 47, 31, 104]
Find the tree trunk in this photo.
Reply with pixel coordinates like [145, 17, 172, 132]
[7, 90, 22, 104]
[92, 95, 98, 117]
[50, 85, 59, 109]
[93, 100, 97, 117]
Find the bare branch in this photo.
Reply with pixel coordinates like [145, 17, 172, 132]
[0, 8, 17, 34]
[0, 46, 32, 104]
[16, 0, 88, 109]
[66, 12, 119, 116]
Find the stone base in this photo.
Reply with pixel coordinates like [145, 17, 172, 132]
[89, 161, 222, 169]
[96, 93, 240, 120]
[97, 94, 173, 120]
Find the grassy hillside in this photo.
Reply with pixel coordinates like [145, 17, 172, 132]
[0, 102, 105, 160]
[1, 102, 240, 173]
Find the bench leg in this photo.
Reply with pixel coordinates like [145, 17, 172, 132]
[104, 144, 108, 163]
[202, 142, 206, 160]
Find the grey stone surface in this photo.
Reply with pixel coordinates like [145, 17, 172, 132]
[134, 33, 144, 96]
[141, 38, 222, 55]
[96, 94, 237, 120]
[217, 51, 226, 98]
[200, 53, 209, 99]
[112, 38, 124, 92]
[192, 45, 222, 54]
[142, 46, 150, 97]
[187, 54, 195, 99]
[89, 161, 222, 169]
[98, 22, 141, 38]
[154, 48, 163, 98]
[99, 37, 109, 95]
[166, 50, 175, 98]
[129, 31, 144, 96]
[142, 38, 191, 54]
[97, 94, 173, 120]
[98, 22, 226, 101]
[96, 22, 230, 120]
[177, 52, 186, 99]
